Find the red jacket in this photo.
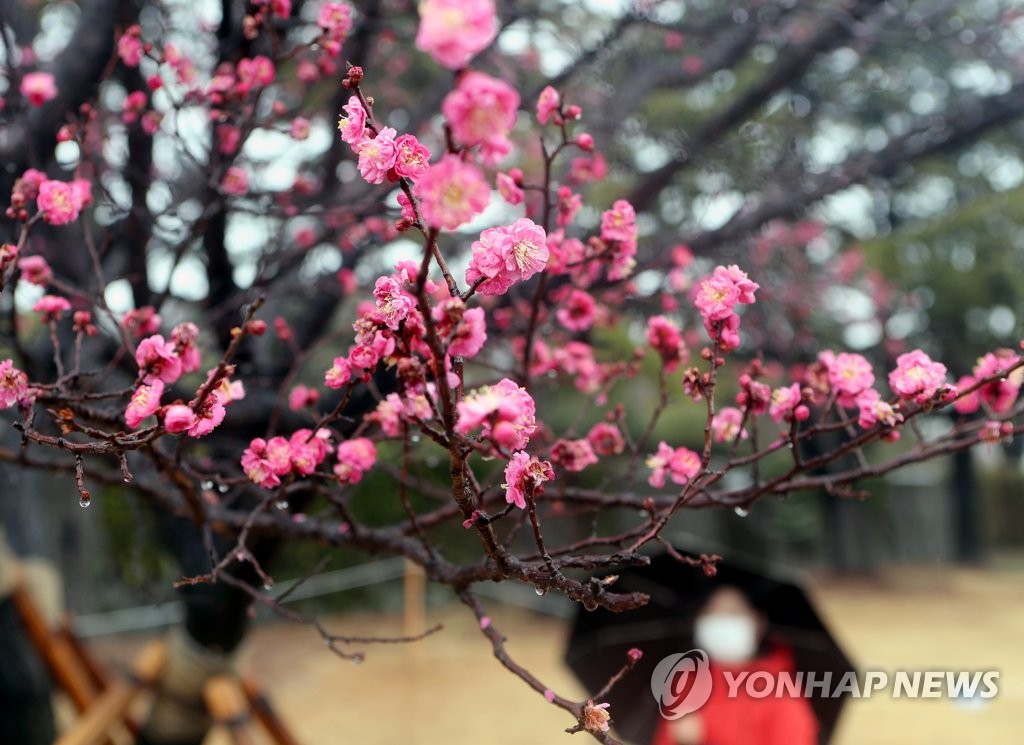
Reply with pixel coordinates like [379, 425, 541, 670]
[652, 642, 818, 745]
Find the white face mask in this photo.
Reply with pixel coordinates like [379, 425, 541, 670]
[694, 613, 758, 663]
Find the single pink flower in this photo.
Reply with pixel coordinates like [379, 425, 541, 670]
[646, 315, 686, 371]
[972, 350, 1021, 413]
[164, 404, 196, 433]
[18, 255, 51, 285]
[187, 398, 226, 437]
[456, 378, 537, 450]
[32, 294, 71, 322]
[0, 359, 29, 409]
[356, 126, 398, 184]
[236, 55, 275, 91]
[393, 134, 431, 181]
[318, 2, 353, 39]
[855, 388, 902, 429]
[465, 218, 549, 296]
[290, 117, 311, 141]
[769, 383, 804, 423]
[325, 356, 352, 389]
[442, 71, 519, 164]
[503, 451, 555, 509]
[37, 180, 84, 225]
[123, 307, 163, 337]
[646, 442, 700, 489]
[415, 0, 497, 70]
[433, 300, 486, 358]
[582, 701, 611, 734]
[888, 350, 948, 401]
[337, 96, 367, 145]
[822, 351, 875, 406]
[135, 334, 183, 384]
[221, 166, 249, 197]
[117, 26, 144, 67]
[334, 437, 377, 484]
[373, 274, 416, 329]
[712, 407, 748, 442]
[557, 289, 597, 333]
[549, 439, 598, 473]
[125, 380, 165, 428]
[600, 199, 637, 243]
[587, 422, 625, 456]
[171, 322, 201, 373]
[536, 86, 560, 124]
[496, 172, 523, 205]
[288, 384, 320, 411]
[413, 155, 490, 230]
[20, 72, 57, 107]
[241, 438, 282, 489]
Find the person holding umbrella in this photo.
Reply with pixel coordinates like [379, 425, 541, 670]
[652, 584, 818, 745]
[565, 547, 854, 745]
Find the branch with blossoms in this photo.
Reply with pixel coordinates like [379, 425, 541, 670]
[4, 1, 1024, 742]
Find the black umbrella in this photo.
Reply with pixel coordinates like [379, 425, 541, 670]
[565, 547, 855, 745]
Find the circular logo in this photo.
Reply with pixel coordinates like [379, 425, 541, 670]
[650, 649, 714, 719]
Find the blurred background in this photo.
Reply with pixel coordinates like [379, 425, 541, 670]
[3, 0, 1024, 742]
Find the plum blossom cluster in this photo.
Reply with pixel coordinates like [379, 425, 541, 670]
[693, 264, 759, 351]
[7, 170, 92, 225]
[456, 379, 537, 451]
[124, 324, 242, 437]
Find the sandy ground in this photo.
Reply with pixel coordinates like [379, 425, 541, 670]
[89, 566, 1024, 745]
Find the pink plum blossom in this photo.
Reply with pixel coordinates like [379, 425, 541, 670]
[646, 315, 686, 371]
[536, 86, 560, 124]
[187, 398, 225, 437]
[222, 166, 249, 196]
[37, 180, 89, 225]
[336, 96, 367, 145]
[393, 134, 431, 181]
[413, 155, 490, 230]
[821, 351, 874, 406]
[241, 438, 283, 489]
[325, 356, 352, 389]
[456, 378, 537, 450]
[465, 218, 549, 296]
[887, 350, 948, 401]
[334, 437, 377, 484]
[768, 383, 806, 423]
[972, 350, 1021, 413]
[20, 72, 57, 107]
[32, 294, 70, 322]
[126, 381, 165, 428]
[497, 172, 523, 205]
[549, 439, 598, 473]
[587, 422, 625, 456]
[582, 702, 612, 735]
[135, 335, 183, 384]
[442, 71, 519, 164]
[855, 389, 902, 429]
[18, 255, 52, 285]
[356, 126, 398, 184]
[415, 0, 497, 70]
[0, 360, 29, 409]
[373, 274, 416, 329]
[712, 407, 748, 442]
[171, 322, 202, 373]
[646, 442, 700, 488]
[557, 289, 597, 332]
[503, 451, 555, 509]
[164, 405, 197, 433]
